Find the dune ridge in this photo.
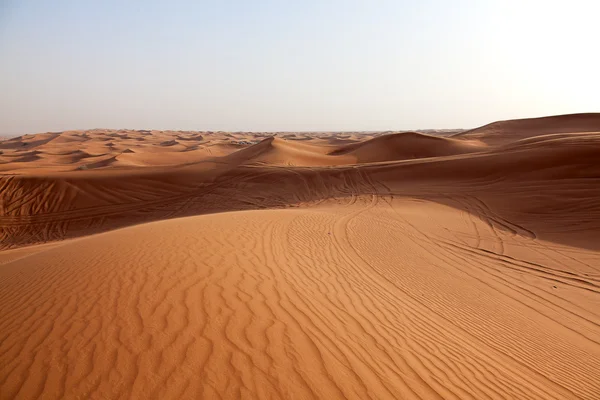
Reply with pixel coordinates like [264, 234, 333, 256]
[1, 114, 600, 399]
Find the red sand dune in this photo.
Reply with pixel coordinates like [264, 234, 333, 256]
[1, 114, 600, 399]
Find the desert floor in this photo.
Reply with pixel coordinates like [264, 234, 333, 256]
[1, 114, 600, 399]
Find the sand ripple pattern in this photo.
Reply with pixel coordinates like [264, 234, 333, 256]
[1, 197, 599, 399]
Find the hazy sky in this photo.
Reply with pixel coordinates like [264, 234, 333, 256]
[0, 0, 598, 135]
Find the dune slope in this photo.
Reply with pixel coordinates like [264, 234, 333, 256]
[454, 113, 600, 145]
[1, 200, 599, 399]
[329, 132, 484, 163]
[224, 137, 354, 166]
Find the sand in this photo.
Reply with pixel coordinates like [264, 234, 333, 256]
[1, 114, 600, 399]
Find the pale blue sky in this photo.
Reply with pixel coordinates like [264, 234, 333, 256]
[0, 0, 598, 135]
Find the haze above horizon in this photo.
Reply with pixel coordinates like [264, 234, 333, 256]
[1, 0, 598, 136]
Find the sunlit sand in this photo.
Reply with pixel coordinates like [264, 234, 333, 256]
[1, 114, 600, 399]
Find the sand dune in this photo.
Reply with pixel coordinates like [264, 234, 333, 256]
[1, 115, 600, 399]
[0, 132, 60, 151]
[0, 150, 44, 163]
[329, 131, 485, 162]
[224, 137, 353, 166]
[454, 113, 600, 145]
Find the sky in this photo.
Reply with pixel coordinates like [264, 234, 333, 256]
[0, 0, 598, 135]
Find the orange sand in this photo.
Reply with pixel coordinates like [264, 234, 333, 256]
[1, 114, 600, 399]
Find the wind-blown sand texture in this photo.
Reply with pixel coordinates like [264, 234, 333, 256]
[1, 113, 600, 399]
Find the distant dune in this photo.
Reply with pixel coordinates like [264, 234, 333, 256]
[454, 112, 600, 145]
[224, 137, 354, 166]
[329, 131, 485, 162]
[1, 115, 600, 399]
